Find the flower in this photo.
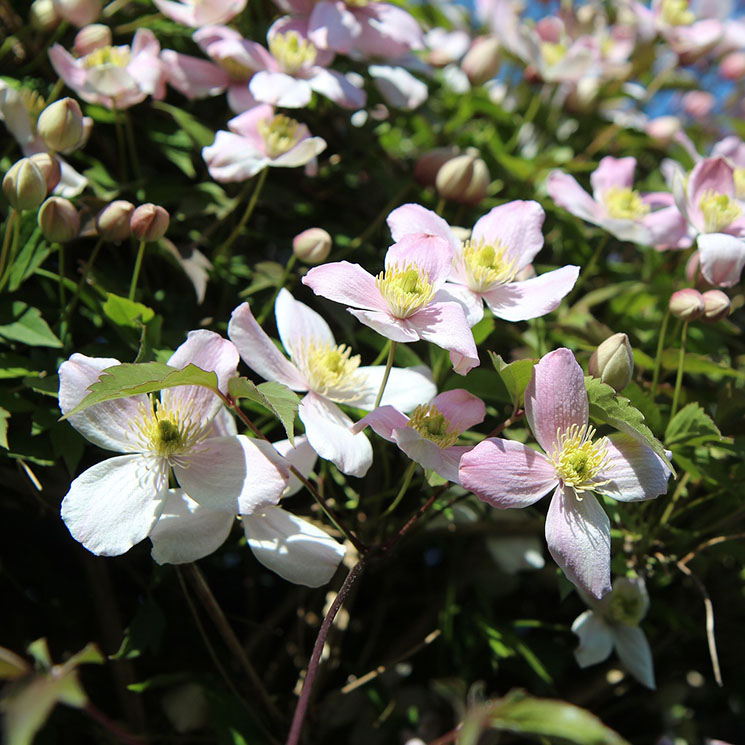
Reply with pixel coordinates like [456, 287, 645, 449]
[572, 576, 655, 689]
[202, 104, 326, 182]
[353, 389, 485, 483]
[153, 0, 247, 27]
[459, 348, 672, 598]
[59, 330, 290, 556]
[227, 288, 437, 477]
[302, 206, 479, 374]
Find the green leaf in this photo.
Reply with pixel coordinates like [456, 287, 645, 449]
[152, 101, 215, 148]
[103, 293, 155, 328]
[112, 599, 165, 660]
[585, 376, 675, 475]
[8, 222, 51, 292]
[0, 407, 9, 449]
[660, 349, 745, 380]
[227, 377, 299, 444]
[63, 362, 219, 418]
[665, 403, 721, 448]
[489, 352, 536, 410]
[0, 353, 39, 379]
[0, 301, 62, 348]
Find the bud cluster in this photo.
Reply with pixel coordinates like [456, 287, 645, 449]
[669, 288, 730, 323]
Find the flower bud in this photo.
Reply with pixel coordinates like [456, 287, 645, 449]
[601, 577, 649, 627]
[38, 197, 80, 242]
[53, 0, 101, 27]
[29, 152, 62, 193]
[293, 227, 332, 264]
[701, 289, 730, 322]
[681, 90, 714, 120]
[669, 288, 705, 321]
[37, 98, 85, 152]
[719, 51, 745, 81]
[435, 149, 490, 206]
[588, 332, 634, 392]
[30, 0, 60, 31]
[131, 203, 170, 242]
[413, 147, 459, 187]
[96, 200, 134, 242]
[73, 23, 112, 57]
[645, 116, 682, 146]
[3, 158, 47, 211]
[462, 36, 501, 86]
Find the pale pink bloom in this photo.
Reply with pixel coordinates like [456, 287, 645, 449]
[353, 390, 485, 484]
[368, 65, 428, 110]
[154, 0, 247, 27]
[302, 210, 479, 375]
[54, 0, 101, 27]
[696, 233, 745, 287]
[202, 104, 326, 182]
[547, 156, 692, 248]
[424, 27, 471, 66]
[459, 348, 672, 598]
[227, 288, 437, 478]
[681, 90, 715, 119]
[58, 331, 291, 557]
[49, 29, 165, 110]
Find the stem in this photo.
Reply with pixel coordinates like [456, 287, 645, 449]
[123, 110, 142, 182]
[348, 182, 412, 252]
[113, 108, 127, 182]
[370, 340, 391, 366]
[0, 209, 18, 285]
[128, 239, 147, 301]
[217, 167, 268, 259]
[373, 341, 397, 409]
[670, 320, 688, 421]
[566, 234, 608, 305]
[381, 484, 448, 554]
[650, 306, 670, 398]
[47, 78, 65, 104]
[57, 242, 66, 309]
[383, 460, 417, 517]
[66, 238, 104, 320]
[0, 211, 21, 292]
[257, 254, 297, 325]
[435, 196, 446, 216]
[285, 559, 366, 745]
[84, 703, 146, 745]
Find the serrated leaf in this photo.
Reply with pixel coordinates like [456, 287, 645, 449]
[64, 362, 219, 418]
[227, 377, 299, 444]
[665, 403, 721, 447]
[103, 293, 155, 328]
[585, 376, 675, 475]
[0, 302, 62, 348]
[489, 352, 536, 410]
[0, 407, 9, 449]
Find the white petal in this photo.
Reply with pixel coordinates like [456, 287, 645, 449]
[275, 287, 335, 362]
[272, 435, 317, 496]
[571, 610, 615, 667]
[352, 365, 436, 411]
[613, 625, 656, 689]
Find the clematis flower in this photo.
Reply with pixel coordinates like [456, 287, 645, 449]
[49, 28, 166, 110]
[202, 104, 326, 182]
[228, 288, 437, 477]
[695, 233, 745, 287]
[353, 390, 485, 484]
[302, 208, 479, 374]
[368, 65, 428, 110]
[154, 0, 247, 27]
[459, 348, 672, 598]
[547, 156, 691, 248]
[572, 576, 655, 689]
[59, 330, 290, 556]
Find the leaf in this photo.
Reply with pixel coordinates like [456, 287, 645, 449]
[227, 377, 299, 444]
[665, 403, 721, 448]
[0, 301, 62, 348]
[152, 101, 215, 148]
[8, 221, 51, 292]
[103, 293, 155, 328]
[63, 362, 219, 418]
[489, 352, 536, 410]
[112, 599, 165, 660]
[0, 407, 9, 449]
[585, 376, 675, 475]
[660, 349, 745, 380]
[0, 353, 39, 379]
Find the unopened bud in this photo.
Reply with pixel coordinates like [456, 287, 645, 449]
[413, 147, 459, 187]
[645, 116, 682, 146]
[131, 203, 169, 242]
[38, 197, 80, 242]
[74, 23, 112, 56]
[37, 98, 85, 152]
[96, 200, 134, 242]
[681, 90, 714, 120]
[669, 288, 705, 320]
[701, 289, 730, 322]
[29, 153, 62, 193]
[53, 0, 101, 27]
[601, 577, 649, 627]
[293, 227, 332, 264]
[720, 51, 745, 81]
[3, 158, 47, 211]
[588, 333, 634, 391]
[30, 0, 60, 30]
[462, 36, 501, 86]
[435, 149, 490, 206]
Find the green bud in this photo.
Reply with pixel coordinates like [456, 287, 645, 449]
[435, 149, 490, 206]
[38, 197, 80, 242]
[96, 200, 134, 242]
[601, 577, 649, 627]
[37, 98, 85, 152]
[3, 157, 47, 211]
[29, 152, 61, 193]
[588, 332, 634, 392]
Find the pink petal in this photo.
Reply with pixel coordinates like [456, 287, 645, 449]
[688, 157, 736, 206]
[153, 0, 199, 25]
[309, 1, 360, 53]
[546, 171, 603, 223]
[392, 427, 464, 483]
[274, 287, 335, 363]
[249, 70, 312, 108]
[227, 103, 274, 141]
[409, 302, 479, 374]
[227, 84, 258, 113]
[270, 136, 326, 168]
[545, 486, 611, 599]
[385, 234, 454, 289]
[434, 284, 485, 327]
[353, 405, 409, 440]
[347, 308, 420, 342]
[161, 50, 229, 98]
[643, 204, 693, 249]
[698, 232, 745, 287]
[431, 389, 486, 432]
[48, 45, 87, 91]
[202, 130, 267, 182]
[368, 65, 428, 109]
[302, 261, 387, 311]
[387, 203, 457, 250]
[308, 68, 366, 109]
[590, 156, 637, 202]
[355, 3, 424, 58]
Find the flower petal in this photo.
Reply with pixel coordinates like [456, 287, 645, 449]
[385, 234, 454, 289]
[302, 261, 387, 311]
[353, 405, 409, 441]
[434, 283, 484, 327]
[546, 171, 603, 223]
[590, 156, 637, 202]
[409, 302, 479, 375]
[308, 67, 366, 109]
[394, 429, 468, 483]
[161, 50, 228, 98]
[698, 232, 745, 287]
[571, 610, 615, 667]
[431, 389, 486, 432]
[202, 130, 267, 182]
[613, 625, 656, 689]
[272, 435, 317, 496]
[275, 287, 335, 362]
[386, 203, 459, 252]
[347, 308, 420, 342]
[352, 364, 436, 411]
[249, 71, 312, 108]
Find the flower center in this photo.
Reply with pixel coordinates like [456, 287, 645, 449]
[734, 168, 745, 200]
[20, 89, 46, 133]
[83, 45, 131, 70]
[661, 0, 695, 25]
[541, 41, 567, 67]
[699, 190, 742, 233]
[344, 0, 371, 7]
[603, 187, 650, 220]
[376, 264, 435, 319]
[297, 340, 362, 397]
[460, 239, 518, 292]
[605, 588, 647, 626]
[549, 424, 610, 492]
[216, 54, 253, 80]
[268, 31, 317, 75]
[408, 404, 459, 448]
[258, 114, 301, 159]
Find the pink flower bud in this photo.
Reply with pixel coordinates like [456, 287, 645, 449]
[701, 289, 730, 322]
[38, 98, 85, 152]
[669, 288, 705, 321]
[29, 152, 62, 193]
[96, 200, 134, 242]
[588, 333, 634, 392]
[645, 116, 682, 146]
[462, 36, 501, 86]
[131, 203, 170, 242]
[38, 197, 80, 242]
[30, 0, 60, 30]
[53, 0, 101, 27]
[681, 90, 715, 120]
[293, 227, 332, 264]
[73, 23, 112, 56]
[435, 149, 490, 206]
[3, 158, 47, 211]
[719, 51, 745, 81]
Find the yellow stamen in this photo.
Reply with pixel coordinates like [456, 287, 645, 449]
[699, 190, 742, 233]
[268, 31, 317, 75]
[217, 55, 252, 80]
[541, 41, 567, 68]
[549, 423, 611, 492]
[296, 340, 362, 397]
[258, 114, 301, 159]
[376, 263, 435, 319]
[661, 0, 695, 26]
[459, 238, 518, 292]
[734, 168, 745, 200]
[604, 186, 650, 220]
[83, 45, 131, 69]
[408, 404, 459, 448]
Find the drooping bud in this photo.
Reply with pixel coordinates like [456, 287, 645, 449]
[293, 227, 332, 264]
[435, 149, 490, 206]
[38, 197, 80, 242]
[73, 23, 112, 57]
[96, 200, 134, 242]
[701, 289, 730, 322]
[131, 203, 170, 242]
[669, 288, 705, 321]
[413, 147, 459, 187]
[3, 158, 47, 211]
[30, 0, 60, 31]
[53, 0, 101, 27]
[588, 332, 634, 392]
[29, 152, 62, 193]
[462, 36, 501, 86]
[37, 98, 85, 152]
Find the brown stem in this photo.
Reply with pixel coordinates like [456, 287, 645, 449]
[485, 408, 524, 439]
[84, 702, 146, 745]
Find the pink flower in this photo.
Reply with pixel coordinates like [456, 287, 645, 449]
[696, 233, 745, 287]
[202, 104, 326, 182]
[459, 348, 672, 598]
[547, 156, 692, 248]
[58, 331, 291, 556]
[227, 289, 437, 477]
[154, 0, 247, 27]
[49, 29, 165, 110]
[301, 209, 479, 375]
[353, 390, 485, 484]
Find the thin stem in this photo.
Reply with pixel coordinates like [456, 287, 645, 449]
[670, 320, 688, 421]
[0, 211, 21, 292]
[348, 182, 412, 252]
[57, 242, 66, 309]
[128, 239, 147, 301]
[435, 196, 446, 216]
[66, 238, 104, 320]
[46, 78, 65, 104]
[0, 209, 19, 286]
[382, 484, 449, 554]
[84, 702, 146, 745]
[566, 234, 608, 305]
[123, 110, 142, 182]
[382, 460, 417, 517]
[650, 306, 670, 399]
[370, 339, 391, 366]
[373, 341, 397, 409]
[285, 559, 366, 745]
[257, 254, 297, 325]
[217, 167, 268, 259]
